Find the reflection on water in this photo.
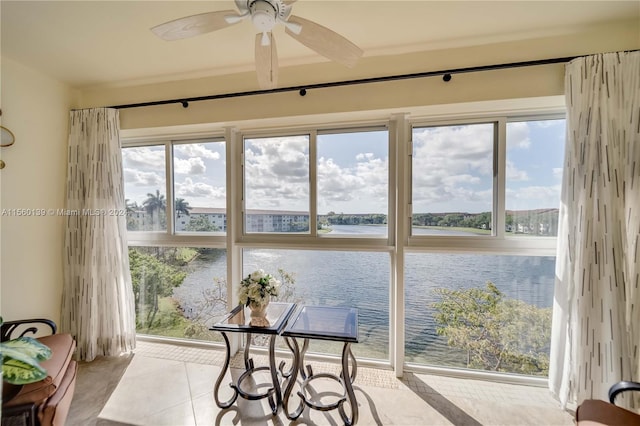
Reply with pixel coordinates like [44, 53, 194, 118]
[171, 225, 555, 369]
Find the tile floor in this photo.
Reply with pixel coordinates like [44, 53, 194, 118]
[67, 340, 575, 426]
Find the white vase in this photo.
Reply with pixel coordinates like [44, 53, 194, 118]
[249, 300, 270, 327]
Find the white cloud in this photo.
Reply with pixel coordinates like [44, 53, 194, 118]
[176, 178, 225, 203]
[507, 122, 531, 149]
[316, 151, 389, 212]
[122, 147, 165, 169]
[553, 167, 564, 180]
[244, 137, 310, 209]
[175, 157, 206, 175]
[534, 120, 564, 129]
[506, 160, 529, 181]
[411, 124, 494, 210]
[123, 168, 164, 187]
[174, 143, 221, 160]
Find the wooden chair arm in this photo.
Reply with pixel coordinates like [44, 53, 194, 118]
[1, 401, 38, 426]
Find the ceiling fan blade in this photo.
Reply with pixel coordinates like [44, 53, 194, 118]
[285, 15, 363, 68]
[255, 32, 279, 89]
[151, 10, 238, 41]
[234, 0, 250, 14]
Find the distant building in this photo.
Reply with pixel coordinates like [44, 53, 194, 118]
[128, 208, 309, 233]
[175, 207, 227, 232]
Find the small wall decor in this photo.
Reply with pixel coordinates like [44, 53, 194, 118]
[0, 109, 15, 169]
[0, 109, 15, 147]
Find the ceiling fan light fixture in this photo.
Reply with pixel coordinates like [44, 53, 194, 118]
[250, 0, 277, 32]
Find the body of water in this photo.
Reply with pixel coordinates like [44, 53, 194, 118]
[172, 225, 556, 367]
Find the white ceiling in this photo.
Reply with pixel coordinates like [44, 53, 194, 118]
[2, 1, 638, 89]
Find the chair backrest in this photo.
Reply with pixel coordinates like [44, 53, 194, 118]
[1, 318, 57, 341]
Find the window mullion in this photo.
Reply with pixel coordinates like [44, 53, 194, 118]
[495, 118, 506, 238]
[165, 141, 174, 235]
[309, 130, 317, 236]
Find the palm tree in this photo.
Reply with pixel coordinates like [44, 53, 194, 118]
[125, 198, 139, 214]
[175, 198, 192, 217]
[143, 190, 166, 229]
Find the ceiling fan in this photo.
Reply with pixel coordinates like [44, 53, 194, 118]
[151, 0, 363, 90]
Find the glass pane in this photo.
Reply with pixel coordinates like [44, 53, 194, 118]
[173, 141, 227, 234]
[506, 119, 565, 237]
[405, 253, 554, 376]
[317, 130, 388, 237]
[243, 249, 390, 360]
[130, 246, 228, 342]
[411, 123, 495, 236]
[244, 135, 310, 233]
[122, 145, 167, 231]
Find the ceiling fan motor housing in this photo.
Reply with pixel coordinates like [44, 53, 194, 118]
[249, 0, 278, 32]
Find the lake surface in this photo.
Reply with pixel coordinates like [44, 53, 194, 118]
[172, 225, 556, 367]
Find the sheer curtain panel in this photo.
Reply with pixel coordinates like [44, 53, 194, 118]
[61, 108, 136, 361]
[550, 51, 640, 409]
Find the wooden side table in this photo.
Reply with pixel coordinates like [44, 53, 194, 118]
[282, 305, 359, 425]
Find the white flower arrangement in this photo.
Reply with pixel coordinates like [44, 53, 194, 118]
[238, 269, 280, 307]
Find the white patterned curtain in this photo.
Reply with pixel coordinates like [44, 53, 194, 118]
[61, 108, 136, 361]
[549, 51, 640, 409]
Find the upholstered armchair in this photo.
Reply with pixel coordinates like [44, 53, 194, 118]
[1, 319, 77, 426]
[575, 381, 640, 425]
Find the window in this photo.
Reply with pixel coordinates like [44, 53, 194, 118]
[173, 140, 227, 234]
[129, 246, 227, 342]
[243, 248, 390, 359]
[122, 102, 566, 380]
[242, 128, 390, 237]
[123, 145, 167, 231]
[411, 123, 495, 236]
[317, 130, 389, 237]
[406, 115, 565, 376]
[123, 138, 228, 340]
[405, 253, 554, 376]
[506, 119, 565, 237]
[243, 135, 310, 233]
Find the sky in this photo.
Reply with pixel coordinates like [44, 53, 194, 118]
[122, 119, 565, 215]
[412, 119, 565, 213]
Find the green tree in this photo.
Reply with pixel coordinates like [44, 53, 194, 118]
[432, 282, 551, 375]
[185, 215, 219, 232]
[175, 198, 191, 217]
[125, 199, 140, 231]
[129, 248, 187, 329]
[143, 190, 166, 230]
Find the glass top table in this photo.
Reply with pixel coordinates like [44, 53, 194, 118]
[209, 302, 296, 414]
[283, 305, 359, 342]
[282, 305, 360, 425]
[212, 302, 295, 335]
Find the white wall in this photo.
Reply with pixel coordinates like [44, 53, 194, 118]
[0, 56, 74, 325]
[77, 18, 639, 129]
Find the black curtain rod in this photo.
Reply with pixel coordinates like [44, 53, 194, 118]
[108, 56, 578, 110]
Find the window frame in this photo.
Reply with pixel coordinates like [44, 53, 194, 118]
[236, 123, 394, 250]
[122, 135, 228, 249]
[121, 97, 566, 383]
[406, 113, 565, 256]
